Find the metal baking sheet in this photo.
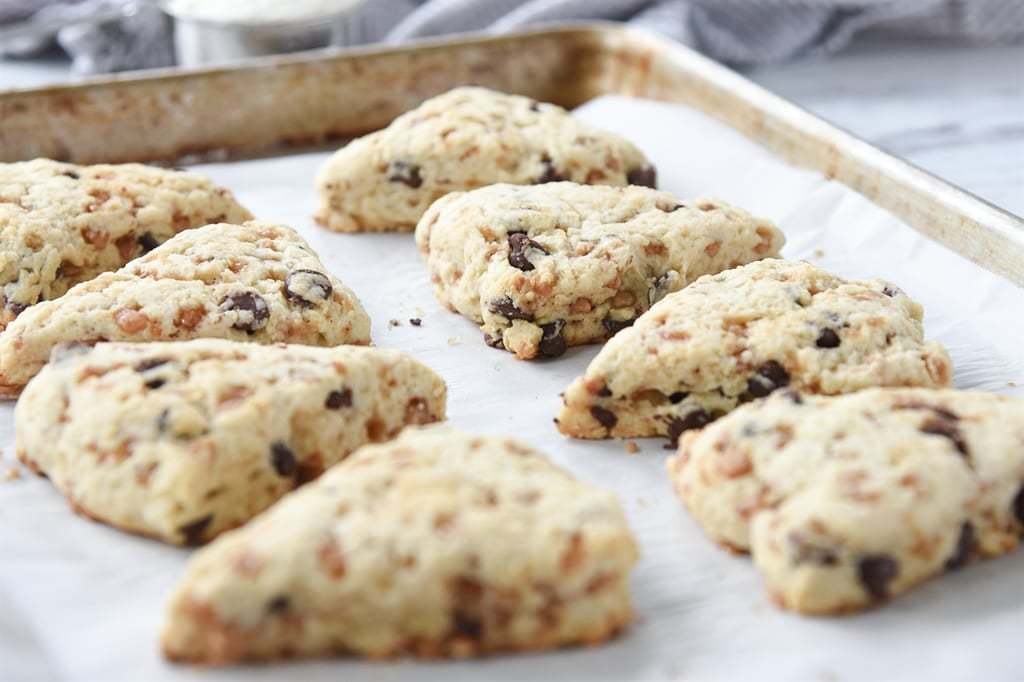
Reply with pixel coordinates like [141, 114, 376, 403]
[2, 23, 1023, 286]
[3, 26, 1024, 682]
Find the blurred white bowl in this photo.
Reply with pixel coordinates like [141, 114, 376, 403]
[160, 0, 368, 67]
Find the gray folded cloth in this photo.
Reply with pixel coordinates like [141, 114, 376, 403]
[1, 0, 1023, 74]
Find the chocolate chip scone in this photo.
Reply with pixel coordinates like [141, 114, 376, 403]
[557, 259, 952, 441]
[161, 424, 638, 663]
[0, 221, 370, 396]
[0, 158, 252, 330]
[16, 339, 446, 545]
[416, 183, 783, 359]
[314, 86, 656, 233]
[666, 388, 1024, 614]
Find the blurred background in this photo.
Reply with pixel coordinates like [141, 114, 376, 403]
[2, 0, 1023, 214]
[2, 0, 1024, 73]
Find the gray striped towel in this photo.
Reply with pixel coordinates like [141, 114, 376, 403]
[1, 0, 1023, 73]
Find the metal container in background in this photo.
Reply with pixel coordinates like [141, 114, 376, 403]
[160, 0, 368, 67]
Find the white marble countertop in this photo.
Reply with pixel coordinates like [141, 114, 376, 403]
[748, 37, 1024, 218]
[1, 35, 1023, 217]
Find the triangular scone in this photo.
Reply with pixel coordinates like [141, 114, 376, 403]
[16, 340, 446, 545]
[667, 388, 1024, 614]
[417, 183, 784, 359]
[314, 86, 656, 233]
[1, 159, 252, 330]
[0, 221, 371, 396]
[557, 259, 952, 441]
[161, 425, 638, 663]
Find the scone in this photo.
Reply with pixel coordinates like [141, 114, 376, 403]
[666, 388, 1024, 614]
[0, 221, 371, 396]
[314, 86, 656, 233]
[1, 159, 252, 330]
[161, 425, 639, 663]
[416, 183, 783, 359]
[16, 340, 446, 545]
[557, 259, 952, 441]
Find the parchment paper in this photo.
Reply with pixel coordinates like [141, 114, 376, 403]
[2, 95, 1024, 682]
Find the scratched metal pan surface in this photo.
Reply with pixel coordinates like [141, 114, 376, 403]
[1, 23, 1023, 286]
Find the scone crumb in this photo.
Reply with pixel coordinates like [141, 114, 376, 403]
[447, 337, 460, 346]
[1008, 381, 1018, 388]
[624, 441, 639, 454]
[637, 496, 647, 507]
[409, 318, 422, 326]
[4, 468, 21, 481]
[813, 248, 825, 258]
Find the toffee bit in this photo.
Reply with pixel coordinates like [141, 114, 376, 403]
[388, 319, 401, 327]
[625, 441, 639, 454]
[4, 468, 21, 481]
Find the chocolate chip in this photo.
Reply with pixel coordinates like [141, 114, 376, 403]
[138, 232, 160, 253]
[325, 388, 352, 409]
[602, 317, 634, 335]
[8, 301, 27, 315]
[663, 203, 685, 212]
[747, 361, 790, 398]
[590, 405, 618, 429]
[882, 286, 898, 297]
[483, 333, 505, 349]
[135, 358, 169, 373]
[945, 522, 975, 570]
[535, 159, 565, 184]
[626, 164, 657, 188]
[778, 389, 804, 404]
[857, 555, 898, 600]
[528, 100, 542, 113]
[61, 170, 80, 179]
[508, 232, 548, 272]
[145, 378, 167, 390]
[178, 514, 213, 546]
[267, 596, 291, 613]
[452, 614, 482, 638]
[387, 161, 423, 188]
[220, 291, 269, 332]
[284, 269, 333, 307]
[667, 408, 712, 445]
[816, 328, 841, 348]
[271, 441, 297, 477]
[156, 408, 170, 433]
[649, 272, 677, 306]
[409, 318, 422, 326]
[929, 406, 960, 422]
[487, 297, 533, 321]
[538, 320, 567, 358]
[789, 532, 839, 566]
[597, 384, 613, 398]
[668, 391, 689, 404]
[920, 416, 969, 457]
[1014, 487, 1024, 525]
